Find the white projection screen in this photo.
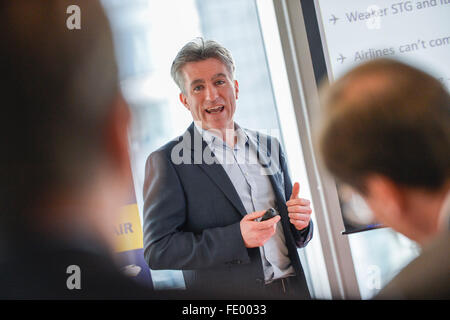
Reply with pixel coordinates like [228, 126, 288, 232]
[301, 0, 450, 233]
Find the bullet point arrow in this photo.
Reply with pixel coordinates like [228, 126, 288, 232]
[337, 53, 346, 64]
[329, 14, 339, 24]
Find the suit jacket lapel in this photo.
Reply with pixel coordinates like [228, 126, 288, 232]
[248, 131, 287, 203]
[184, 124, 287, 216]
[187, 124, 248, 216]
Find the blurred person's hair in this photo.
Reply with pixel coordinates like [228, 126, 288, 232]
[0, 0, 119, 226]
[318, 59, 450, 194]
[171, 37, 235, 93]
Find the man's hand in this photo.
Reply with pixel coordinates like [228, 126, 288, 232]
[287, 182, 312, 231]
[240, 210, 281, 248]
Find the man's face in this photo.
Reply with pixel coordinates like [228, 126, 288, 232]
[179, 58, 239, 131]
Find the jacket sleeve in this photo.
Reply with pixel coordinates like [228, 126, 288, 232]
[278, 140, 314, 248]
[142, 150, 250, 270]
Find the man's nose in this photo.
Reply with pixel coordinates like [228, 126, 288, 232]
[204, 84, 219, 101]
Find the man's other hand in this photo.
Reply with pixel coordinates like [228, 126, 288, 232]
[287, 182, 312, 231]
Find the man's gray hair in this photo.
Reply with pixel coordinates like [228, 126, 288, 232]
[171, 38, 235, 93]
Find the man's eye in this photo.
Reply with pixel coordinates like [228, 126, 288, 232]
[193, 85, 203, 92]
[215, 80, 225, 85]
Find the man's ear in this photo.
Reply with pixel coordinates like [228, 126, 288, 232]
[364, 175, 406, 221]
[179, 92, 190, 111]
[234, 80, 239, 100]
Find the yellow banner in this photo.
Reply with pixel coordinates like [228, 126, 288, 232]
[114, 203, 143, 252]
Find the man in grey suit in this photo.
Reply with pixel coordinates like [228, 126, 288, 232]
[143, 38, 313, 299]
[317, 59, 450, 299]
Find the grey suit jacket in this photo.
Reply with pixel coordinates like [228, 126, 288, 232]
[142, 123, 313, 299]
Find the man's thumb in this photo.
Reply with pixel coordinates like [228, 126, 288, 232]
[290, 182, 300, 200]
[245, 210, 266, 221]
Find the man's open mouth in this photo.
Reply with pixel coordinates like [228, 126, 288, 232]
[205, 106, 224, 114]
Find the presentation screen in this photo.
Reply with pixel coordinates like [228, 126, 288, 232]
[304, 0, 450, 233]
[315, 0, 449, 85]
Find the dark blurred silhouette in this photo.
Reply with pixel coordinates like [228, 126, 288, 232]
[0, 0, 181, 299]
[318, 59, 450, 299]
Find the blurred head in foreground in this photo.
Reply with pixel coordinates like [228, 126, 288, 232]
[318, 59, 450, 246]
[0, 0, 131, 249]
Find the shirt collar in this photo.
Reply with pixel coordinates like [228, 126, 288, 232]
[193, 121, 249, 151]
